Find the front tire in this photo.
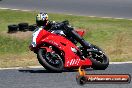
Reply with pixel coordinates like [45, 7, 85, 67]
[89, 45, 109, 70]
[37, 48, 64, 72]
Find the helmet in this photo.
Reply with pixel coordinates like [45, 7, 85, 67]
[36, 13, 48, 26]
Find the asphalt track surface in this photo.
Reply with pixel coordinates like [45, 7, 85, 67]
[0, 0, 132, 19]
[0, 63, 132, 88]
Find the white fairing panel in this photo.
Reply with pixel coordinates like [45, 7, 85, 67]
[31, 28, 43, 47]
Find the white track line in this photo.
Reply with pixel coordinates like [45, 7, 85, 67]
[88, 16, 96, 18]
[0, 67, 23, 70]
[0, 7, 132, 20]
[0, 62, 132, 70]
[0, 66, 43, 70]
[0, 7, 31, 12]
[0, 7, 10, 9]
[101, 17, 113, 19]
[110, 61, 132, 64]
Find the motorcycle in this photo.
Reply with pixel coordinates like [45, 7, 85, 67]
[29, 21, 109, 72]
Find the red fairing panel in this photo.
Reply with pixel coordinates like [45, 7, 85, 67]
[39, 30, 92, 68]
[75, 30, 85, 37]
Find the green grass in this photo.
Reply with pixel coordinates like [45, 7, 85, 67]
[0, 9, 132, 68]
[0, 35, 30, 54]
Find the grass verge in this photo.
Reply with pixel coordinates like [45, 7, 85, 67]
[0, 9, 132, 68]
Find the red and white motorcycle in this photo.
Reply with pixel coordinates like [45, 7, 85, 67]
[29, 21, 109, 72]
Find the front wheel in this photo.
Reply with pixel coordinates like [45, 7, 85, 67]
[37, 48, 64, 72]
[88, 45, 109, 70]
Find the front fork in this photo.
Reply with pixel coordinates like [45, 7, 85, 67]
[70, 30, 91, 49]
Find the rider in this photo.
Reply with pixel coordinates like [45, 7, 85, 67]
[30, 12, 90, 51]
[29, 13, 51, 51]
[35, 12, 78, 44]
[30, 12, 65, 51]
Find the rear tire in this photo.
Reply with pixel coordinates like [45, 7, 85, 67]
[37, 48, 64, 72]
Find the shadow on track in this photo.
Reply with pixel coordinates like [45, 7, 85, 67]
[18, 68, 93, 73]
[18, 69, 62, 73]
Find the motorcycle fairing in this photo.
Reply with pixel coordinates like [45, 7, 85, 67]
[37, 29, 92, 68]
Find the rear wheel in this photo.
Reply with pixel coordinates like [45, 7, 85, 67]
[37, 48, 64, 72]
[88, 45, 109, 70]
